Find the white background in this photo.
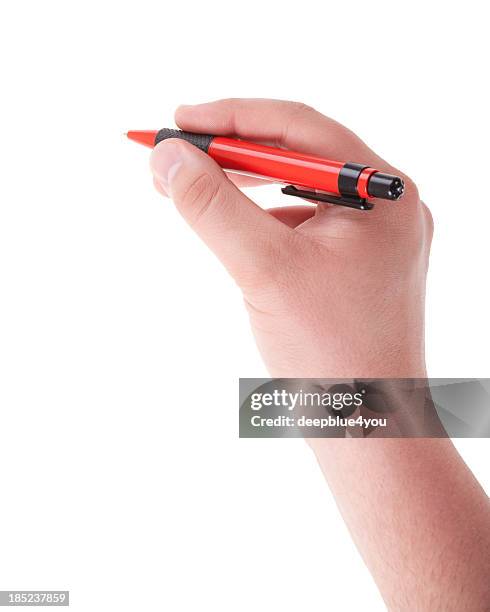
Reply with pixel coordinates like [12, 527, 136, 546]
[0, 1, 489, 610]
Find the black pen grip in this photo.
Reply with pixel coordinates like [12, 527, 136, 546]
[154, 128, 213, 153]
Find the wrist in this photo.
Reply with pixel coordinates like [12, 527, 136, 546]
[266, 346, 427, 379]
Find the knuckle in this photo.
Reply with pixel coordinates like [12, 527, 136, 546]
[178, 172, 224, 228]
[286, 101, 317, 116]
[401, 175, 420, 202]
[400, 211, 432, 259]
[279, 102, 317, 144]
[422, 201, 432, 220]
[422, 202, 434, 238]
[216, 96, 238, 105]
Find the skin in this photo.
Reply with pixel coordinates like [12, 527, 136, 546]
[150, 99, 490, 611]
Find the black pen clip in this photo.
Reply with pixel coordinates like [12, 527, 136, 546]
[281, 185, 373, 211]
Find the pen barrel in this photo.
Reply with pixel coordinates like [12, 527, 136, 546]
[208, 137, 344, 194]
[151, 130, 405, 201]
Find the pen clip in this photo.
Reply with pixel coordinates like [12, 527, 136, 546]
[281, 185, 373, 211]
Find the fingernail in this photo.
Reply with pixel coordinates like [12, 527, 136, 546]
[151, 141, 182, 192]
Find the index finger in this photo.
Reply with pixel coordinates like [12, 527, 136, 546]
[175, 98, 391, 171]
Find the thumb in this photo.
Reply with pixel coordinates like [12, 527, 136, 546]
[150, 139, 292, 287]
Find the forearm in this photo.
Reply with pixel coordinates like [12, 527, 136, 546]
[308, 407, 490, 610]
[296, 355, 490, 609]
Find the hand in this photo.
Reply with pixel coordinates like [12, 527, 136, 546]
[150, 102, 490, 612]
[150, 99, 433, 378]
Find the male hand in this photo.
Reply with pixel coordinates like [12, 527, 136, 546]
[150, 102, 490, 612]
[150, 98, 433, 378]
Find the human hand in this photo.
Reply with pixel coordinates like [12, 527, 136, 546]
[150, 99, 433, 378]
[149, 102, 490, 612]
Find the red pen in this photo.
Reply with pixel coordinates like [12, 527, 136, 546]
[127, 129, 405, 211]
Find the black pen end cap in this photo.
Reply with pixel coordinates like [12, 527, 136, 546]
[367, 172, 405, 201]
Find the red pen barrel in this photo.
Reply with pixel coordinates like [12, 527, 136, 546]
[127, 129, 405, 203]
[208, 137, 344, 195]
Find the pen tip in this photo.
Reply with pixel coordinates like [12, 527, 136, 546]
[126, 130, 158, 148]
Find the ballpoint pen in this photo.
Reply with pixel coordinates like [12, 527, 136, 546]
[127, 128, 405, 211]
